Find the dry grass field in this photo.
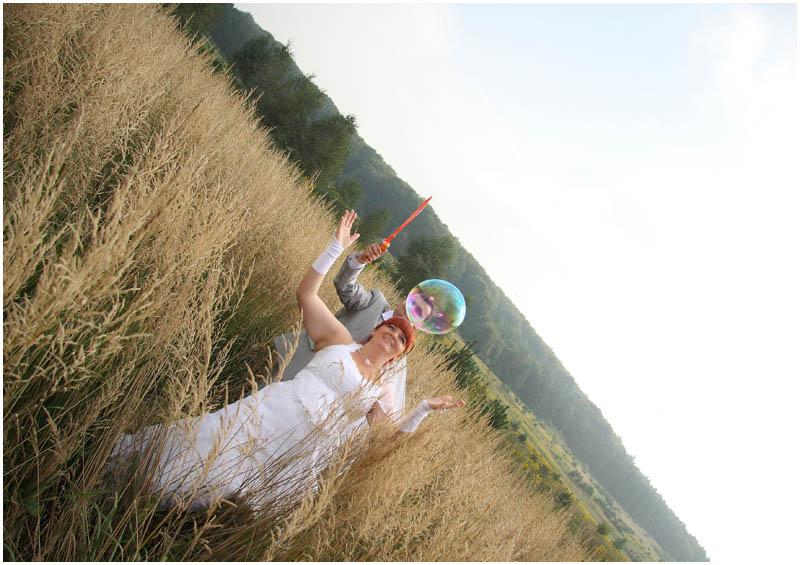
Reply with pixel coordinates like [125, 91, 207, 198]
[3, 4, 591, 560]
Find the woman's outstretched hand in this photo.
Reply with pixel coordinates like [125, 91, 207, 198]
[335, 209, 360, 250]
[427, 395, 466, 412]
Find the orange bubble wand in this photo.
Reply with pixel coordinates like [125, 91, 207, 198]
[360, 196, 432, 260]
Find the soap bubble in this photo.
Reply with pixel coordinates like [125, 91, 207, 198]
[405, 279, 466, 334]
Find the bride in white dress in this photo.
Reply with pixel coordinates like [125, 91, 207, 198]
[110, 210, 464, 511]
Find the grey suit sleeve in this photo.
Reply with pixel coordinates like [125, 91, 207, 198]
[333, 252, 374, 311]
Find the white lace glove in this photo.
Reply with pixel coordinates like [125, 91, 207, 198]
[312, 237, 344, 275]
[397, 399, 433, 433]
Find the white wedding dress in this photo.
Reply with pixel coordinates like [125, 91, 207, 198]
[110, 343, 398, 511]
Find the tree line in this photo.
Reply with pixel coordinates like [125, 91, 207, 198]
[169, 4, 707, 561]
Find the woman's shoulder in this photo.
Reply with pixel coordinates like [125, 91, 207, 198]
[308, 342, 358, 366]
[311, 329, 356, 353]
[316, 341, 359, 354]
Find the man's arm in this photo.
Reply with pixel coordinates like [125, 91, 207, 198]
[332, 242, 386, 311]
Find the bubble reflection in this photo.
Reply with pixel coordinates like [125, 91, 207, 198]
[405, 279, 466, 334]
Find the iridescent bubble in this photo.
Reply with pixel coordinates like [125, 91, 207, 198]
[405, 279, 466, 334]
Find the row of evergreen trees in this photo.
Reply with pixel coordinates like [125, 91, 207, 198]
[172, 3, 391, 243]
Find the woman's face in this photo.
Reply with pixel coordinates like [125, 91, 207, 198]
[370, 322, 408, 359]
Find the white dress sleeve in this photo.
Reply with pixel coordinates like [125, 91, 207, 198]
[397, 400, 433, 433]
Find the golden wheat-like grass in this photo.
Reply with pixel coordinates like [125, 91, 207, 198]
[3, 4, 590, 560]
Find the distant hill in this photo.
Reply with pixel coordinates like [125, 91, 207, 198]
[195, 4, 707, 561]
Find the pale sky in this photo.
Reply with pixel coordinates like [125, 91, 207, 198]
[238, 3, 799, 562]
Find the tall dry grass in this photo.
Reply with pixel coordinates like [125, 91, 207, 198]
[3, 4, 591, 560]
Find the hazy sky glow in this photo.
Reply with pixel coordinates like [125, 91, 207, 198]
[238, 3, 798, 561]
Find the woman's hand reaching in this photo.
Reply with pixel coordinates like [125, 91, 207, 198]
[334, 209, 360, 250]
[396, 395, 466, 433]
[427, 395, 466, 412]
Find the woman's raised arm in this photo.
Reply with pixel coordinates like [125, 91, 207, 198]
[296, 210, 361, 349]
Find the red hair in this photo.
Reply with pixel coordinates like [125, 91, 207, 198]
[375, 316, 416, 354]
